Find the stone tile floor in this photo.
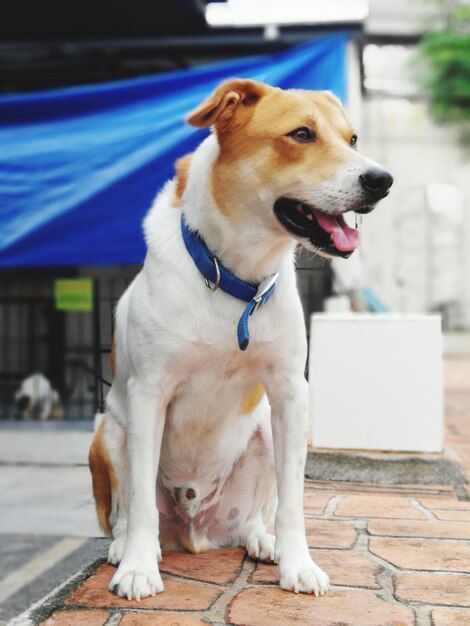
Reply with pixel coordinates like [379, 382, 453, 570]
[36, 359, 470, 626]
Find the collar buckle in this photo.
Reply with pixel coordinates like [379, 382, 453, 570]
[204, 257, 221, 292]
[252, 272, 279, 313]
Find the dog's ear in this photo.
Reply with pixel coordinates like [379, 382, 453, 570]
[186, 79, 266, 132]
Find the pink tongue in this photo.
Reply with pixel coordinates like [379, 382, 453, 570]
[314, 212, 359, 252]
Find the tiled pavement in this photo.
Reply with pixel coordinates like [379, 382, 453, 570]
[32, 360, 470, 625]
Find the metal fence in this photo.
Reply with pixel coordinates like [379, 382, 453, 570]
[0, 268, 137, 420]
[0, 257, 328, 421]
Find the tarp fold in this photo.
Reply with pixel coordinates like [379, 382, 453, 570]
[0, 34, 346, 267]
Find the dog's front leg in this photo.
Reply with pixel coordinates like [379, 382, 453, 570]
[109, 376, 166, 600]
[267, 374, 329, 596]
[39, 394, 52, 420]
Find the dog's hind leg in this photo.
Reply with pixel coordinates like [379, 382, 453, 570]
[239, 515, 276, 562]
[106, 417, 129, 565]
[238, 438, 277, 562]
[216, 419, 277, 562]
[89, 413, 128, 564]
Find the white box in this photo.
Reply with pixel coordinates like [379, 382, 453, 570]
[309, 313, 443, 452]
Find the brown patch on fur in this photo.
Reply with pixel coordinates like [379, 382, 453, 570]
[89, 420, 116, 536]
[240, 383, 265, 415]
[110, 337, 116, 379]
[206, 86, 354, 217]
[183, 80, 360, 275]
[186, 79, 266, 132]
[173, 153, 193, 205]
[201, 486, 218, 505]
[228, 507, 239, 520]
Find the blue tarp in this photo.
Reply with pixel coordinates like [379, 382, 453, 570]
[0, 34, 347, 267]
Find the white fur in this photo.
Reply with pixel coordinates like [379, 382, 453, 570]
[15, 373, 59, 420]
[105, 132, 332, 600]
[95, 80, 394, 600]
[306, 154, 386, 215]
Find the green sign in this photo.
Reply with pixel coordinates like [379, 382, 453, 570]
[55, 279, 94, 312]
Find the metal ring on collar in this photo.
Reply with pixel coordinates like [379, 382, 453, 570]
[205, 257, 221, 292]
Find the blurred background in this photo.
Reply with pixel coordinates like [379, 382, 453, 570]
[1, 1, 470, 622]
[1, 0, 470, 424]
[1, 0, 469, 422]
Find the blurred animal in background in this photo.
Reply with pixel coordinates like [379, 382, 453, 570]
[15, 373, 62, 420]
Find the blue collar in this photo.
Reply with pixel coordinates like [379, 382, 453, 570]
[181, 213, 278, 351]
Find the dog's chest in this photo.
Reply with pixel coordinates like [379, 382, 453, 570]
[167, 343, 270, 421]
[158, 343, 271, 478]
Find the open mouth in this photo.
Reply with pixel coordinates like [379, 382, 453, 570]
[273, 197, 367, 259]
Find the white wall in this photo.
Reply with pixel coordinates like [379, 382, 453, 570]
[352, 44, 470, 329]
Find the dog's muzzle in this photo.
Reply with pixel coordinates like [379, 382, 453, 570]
[273, 169, 393, 257]
[274, 198, 359, 258]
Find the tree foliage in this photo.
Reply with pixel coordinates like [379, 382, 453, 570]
[419, 1, 470, 139]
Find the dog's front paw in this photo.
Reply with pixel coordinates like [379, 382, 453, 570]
[109, 559, 164, 601]
[277, 541, 329, 597]
[280, 560, 330, 596]
[108, 535, 126, 566]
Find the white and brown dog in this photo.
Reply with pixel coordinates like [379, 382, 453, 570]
[89, 79, 392, 601]
[15, 373, 60, 420]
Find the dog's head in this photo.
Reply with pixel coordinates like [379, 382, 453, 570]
[187, 79, 392, 259]
[15, 394, 31, 413]
[15, 393, 32, 419]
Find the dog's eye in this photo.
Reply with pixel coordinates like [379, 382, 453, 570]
[350, 134, 358, 147]
[287, 127, 316, 143]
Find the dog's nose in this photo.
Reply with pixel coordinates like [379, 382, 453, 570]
[359, 169, 393, 199]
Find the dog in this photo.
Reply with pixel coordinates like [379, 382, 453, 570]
[89, 79, 392, 601]
[15, 373, 60, 420]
